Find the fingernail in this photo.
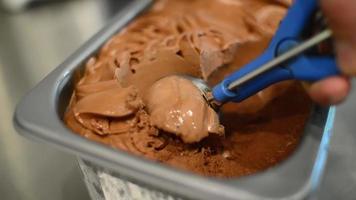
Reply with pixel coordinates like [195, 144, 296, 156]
[336, 40, 356, 75]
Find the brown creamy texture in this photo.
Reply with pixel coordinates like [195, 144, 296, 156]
[146, 76, 224, 143]
[64, 0, 312, 177]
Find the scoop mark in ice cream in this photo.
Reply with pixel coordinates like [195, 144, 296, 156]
[64, 0, 312, 177]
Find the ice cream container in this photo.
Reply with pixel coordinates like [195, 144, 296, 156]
[14, 0, 336, 199]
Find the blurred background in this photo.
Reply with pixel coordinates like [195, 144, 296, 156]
[0, 0, 355, 200]
[0, 0, 130, 199]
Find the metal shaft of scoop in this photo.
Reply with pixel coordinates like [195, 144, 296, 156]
[227, 29, 333, 91]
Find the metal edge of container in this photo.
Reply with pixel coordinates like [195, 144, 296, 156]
[13, 1, 335, 199]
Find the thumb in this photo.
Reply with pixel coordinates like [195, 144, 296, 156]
[321, 0, 356, 75]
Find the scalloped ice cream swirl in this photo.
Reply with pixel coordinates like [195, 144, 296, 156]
[65, 0, 312, 177]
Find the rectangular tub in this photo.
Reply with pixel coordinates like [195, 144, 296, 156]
[14, 0, 335, 199]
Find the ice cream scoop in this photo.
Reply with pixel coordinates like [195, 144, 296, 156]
[146, 76, 224, 143]
[174, 0, 340, 110]
[186, 29, 336, 110]
[147, 0, 340, 142]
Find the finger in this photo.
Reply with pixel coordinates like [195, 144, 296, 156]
[321, 0, 356, 75]
[309, 76, 351, 106]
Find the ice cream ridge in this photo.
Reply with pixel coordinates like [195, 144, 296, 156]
[65, 0, 312, 177]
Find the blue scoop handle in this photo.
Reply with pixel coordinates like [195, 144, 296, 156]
[212, 0, 340, 103]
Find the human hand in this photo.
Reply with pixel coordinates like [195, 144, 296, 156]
[308, 0, 355, 105]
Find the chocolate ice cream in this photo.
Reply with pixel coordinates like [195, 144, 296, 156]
[64, 0, 312, 177]
[146, 75, 224, 143]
